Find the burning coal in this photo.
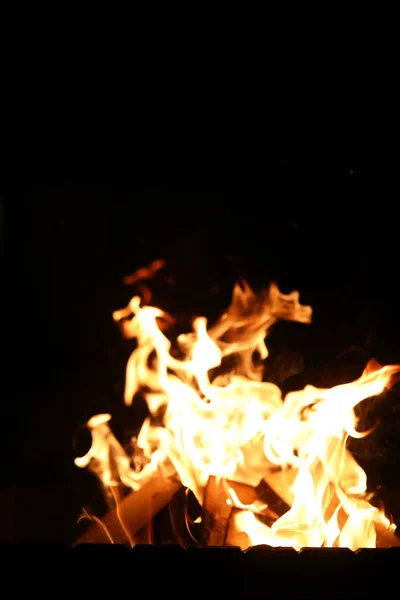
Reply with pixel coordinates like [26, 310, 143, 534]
[75, 262, 400, 550]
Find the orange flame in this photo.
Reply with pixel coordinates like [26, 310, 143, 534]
[76, 270, 400, 550]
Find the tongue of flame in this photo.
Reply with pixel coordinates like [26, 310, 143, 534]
[76, 274, 400, 550]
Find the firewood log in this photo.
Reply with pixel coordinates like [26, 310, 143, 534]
[201, 475, 288, 546]
[225, 509, 400, 550]
[375, 522, 400, 547]
[265, 466, 400, 548]
[225, 508, 252, 548]
[74, 471, 181, 545]
[249, 468, 400, 549]
[201, 476, 233, 546]
[74, 464, 400, 549]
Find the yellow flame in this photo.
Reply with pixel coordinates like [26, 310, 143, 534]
[76, 272, 400, 550]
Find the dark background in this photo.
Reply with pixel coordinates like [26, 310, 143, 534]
[2, 163, 399, 545]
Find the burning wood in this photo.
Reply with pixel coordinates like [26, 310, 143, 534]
[75, 470, 181, 545]
[74, 269, 400, 550]
[199, 476, 280, 545]
[75, 467, 400, 549]
[201, 476, 233, 545]
[225, 468, 400, 550]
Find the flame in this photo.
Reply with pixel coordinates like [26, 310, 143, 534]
[76, 269, 400, 550]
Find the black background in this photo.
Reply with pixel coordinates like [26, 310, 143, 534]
[2, 163, 399, 545]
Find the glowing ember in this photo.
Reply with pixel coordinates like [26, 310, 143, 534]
[75, 265, 400, 550]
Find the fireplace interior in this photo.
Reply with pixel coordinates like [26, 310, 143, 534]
[2, 169, 399, 598]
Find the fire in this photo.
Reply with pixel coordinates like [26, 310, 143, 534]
[75, 265, 400, 551]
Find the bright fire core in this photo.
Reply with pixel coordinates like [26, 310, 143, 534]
[76, 266, 400, 550]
